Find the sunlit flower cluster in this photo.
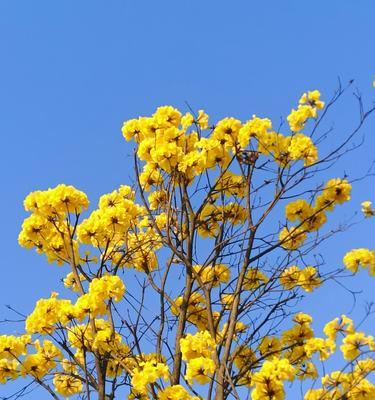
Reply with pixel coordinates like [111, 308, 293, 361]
[2, 91, 374, 400]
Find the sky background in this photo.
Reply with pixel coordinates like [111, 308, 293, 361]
[0, 1, 374, 398]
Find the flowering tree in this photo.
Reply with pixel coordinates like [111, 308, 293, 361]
[1, 85, 375, 400]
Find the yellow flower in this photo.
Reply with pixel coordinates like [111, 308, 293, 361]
[288, 133, 318, 165]
[293, 312, 313, 326]
[347, 379, 375, 400]
[212, 117, 242, 147]
[122, 118, 141, 141]
[21, 354, 49, 379]
[215, 171, 246, 197]
[232, 345, 256, 370]
[285, 199, 313, 222]
[0, 334, 30, 359]
[299, 90, 325, 109]
[63, 271, 85, 292]
[220, 293, 235, 309]
[139, 163, 163, 191]
[181, 112, 194, 129]
[298, 266, 321, 292]
[304, 337, 335, 360]
[259, 336, 281, 357]
[340, 332, 374, 360]
[153, 105, 182, 128]
[158, 385, 198, 400]
[0, 359, 19, 384]
[323, 315, 354, 341]
[282, 323, 314, 345]
[287, 105, 316, 132]
[301, 208, 327, 232]
[243, 268, 268, 290]
[279, 226, 307, 250]
[297, 362, 318, 380]
[131, 360, 169, 394]
[238, 115, 272, 149]
[280, 266, 301, 290]
[53, 373, 83, 397]
[185, 356, 215, 384]
[315, 178, 352, 211]
[196, 110, 209, 130]
[361, 200, 375, 217]
[23, 184, 89, 215]
[180, 330, 216, 361]
[343, 248, 375, 275]
[252, 358, 295, 400]
[193, 263, 230, 287]
[25, 295, 77, 334]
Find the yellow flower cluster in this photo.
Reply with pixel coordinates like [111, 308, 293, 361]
[279, 226, 307, 250]
[0, 340, 62, 387]
[130, 359, 169, 395]
[321, 313, 375, 362]
[25, 292, 76, 334]
[18, 184, 89, 265]
[0, 335, 30, 383]
[26, 275, 125, 334]
[53, 368, 83, 397]
[215, 171, 246, 197]
[305, 360, 375, 400]
[218, 321, 247, 344]
[340, 332, 375, 361]
[302, 316, 375, 399]
[197, 202, 247, 238]
[220, 293, 235, 309]
[0, 335, 30, 359]
[21, 340, 62, 380]
[185, 356, 216, 385]
[280, 265, 321, 292]
[23, 184, 89, 215]
[63, 271, 86, 292]
[232, 345, 256, 370]
[192, 263, 230, 287]
[316, 178, 352, 210]
[180, 331, 216, 385]
[171, 293, 220, 331]
[243, 268, 268, 290]
[90, 274, 125, 301]
[67, 318, 130, 377]
[77, 185, 141, 248]
[343, 248, 375, 276]
[281, 178, 352, 250]
[158, 385, 199, 400]
[77, 185, 165, 273]
[240, 117, 318, 167]
[180, 330, 216, 361]
[287, 90, 324, 132]
[75, 274, 125, 318]
[323, 314, 354, 341]
[0, 359, 19, 384]
[361, 200, 375, 217]
[285, 199, 326, 231]
[122, 100, 321, 196]
[251, 358, 295, 400]
[259, 336, 282, 357]
[196, 311, 374, 397]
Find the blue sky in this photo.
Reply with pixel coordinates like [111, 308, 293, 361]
[0, 1, 374, 398]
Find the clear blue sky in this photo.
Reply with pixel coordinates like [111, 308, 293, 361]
[0, 1, 374, 398]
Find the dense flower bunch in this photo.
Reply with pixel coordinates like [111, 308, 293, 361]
[1, 89, 374, 400]
[343, 248, 375, 276]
